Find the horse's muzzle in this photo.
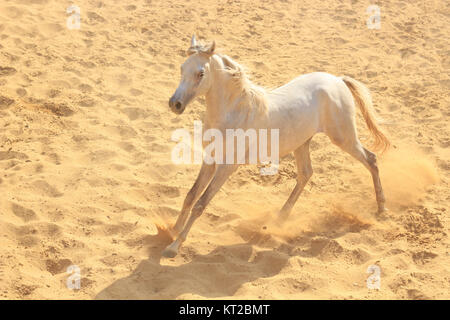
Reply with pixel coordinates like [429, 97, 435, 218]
[169, 96, 185, 114]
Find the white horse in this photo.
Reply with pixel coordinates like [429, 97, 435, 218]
[164, 35, 390, 258]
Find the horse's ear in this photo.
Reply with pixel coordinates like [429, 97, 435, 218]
[221, 55, 242, 78]
[190, 34, 197, 47]
[203, 41, 215, 56]
[222, 55, 239, 71]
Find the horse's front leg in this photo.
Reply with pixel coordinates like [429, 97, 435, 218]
[172, 162, 216, 235]
[162, 164, 238, 258]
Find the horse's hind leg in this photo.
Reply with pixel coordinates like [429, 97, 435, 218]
[361, 146, 386, 213]
[279, 138, 313, 221]
[333, 138, 386, 213]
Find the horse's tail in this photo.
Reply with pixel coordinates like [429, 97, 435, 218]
[341, 75, 390, 153]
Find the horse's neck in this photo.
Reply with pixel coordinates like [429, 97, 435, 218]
[204, 76, 235, 126]
[205, 75, 256, 127]
[204, 89, 221, 126]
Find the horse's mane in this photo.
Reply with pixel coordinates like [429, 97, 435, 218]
[214, 53, 268, 116]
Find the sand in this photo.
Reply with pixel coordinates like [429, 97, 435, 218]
[0, 0, 448, 299]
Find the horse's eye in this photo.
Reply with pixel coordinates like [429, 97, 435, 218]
[198, 71, 205, 78]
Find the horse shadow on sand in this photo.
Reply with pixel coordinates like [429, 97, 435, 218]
[95, 226, 290, 299]
[95, 204, 375, 299]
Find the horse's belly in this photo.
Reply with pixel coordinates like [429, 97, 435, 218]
[265, 101, 321, 156]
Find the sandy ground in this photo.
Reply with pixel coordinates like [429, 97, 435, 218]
[0, 0, 449, 299]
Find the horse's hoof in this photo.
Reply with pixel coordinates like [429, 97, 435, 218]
[162, 247, 178, 258]
[376, 206, 389, 221]
[275, 216, 287, 227]
[378, 206, 388, 214]
[277, 209, 291, 222]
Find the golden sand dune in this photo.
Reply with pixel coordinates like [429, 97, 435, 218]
[0, 0, 448, 299]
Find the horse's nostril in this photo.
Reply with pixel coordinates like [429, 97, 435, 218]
[175, 102, 182, 110]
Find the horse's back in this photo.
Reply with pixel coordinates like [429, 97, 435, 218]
[265, 72, 356, 155]
[269, 71, 354, 112]
[270, 72, 345, 96]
